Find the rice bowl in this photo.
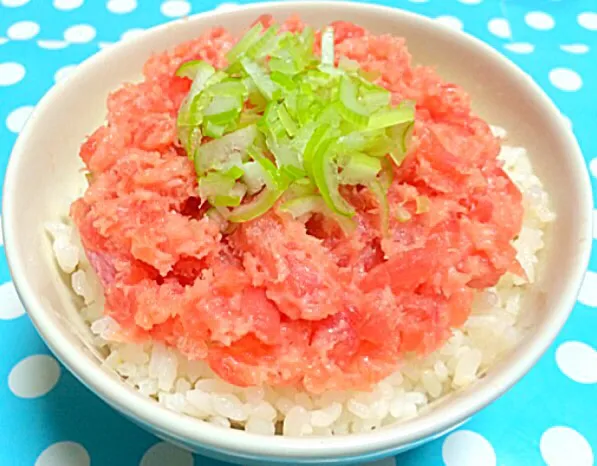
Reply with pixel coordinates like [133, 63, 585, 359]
[45, 16, 554, 437]
[3, 2, 591, 464]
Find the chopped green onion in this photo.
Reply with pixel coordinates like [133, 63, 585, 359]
[300, 26, 315, 54]
[279, 195, 356, 235]
[227, 23, 264, 64]
[213, 182, 247, 207]
[227, 187, 283, 223]
[224, 165, 245, 180]
[318, 64, 345, 77]
[247, 145, 287, 191]
[206, 80, 248, 98]
[237, 108, 262, 128]
[341, 153, 382, 185]
[284, 178, 317, 198]
[317, 102, 342, 126]
[247, 25, 280, 61]
[277, 104, 298, 137]
[388, 121, 414, 166]
[241, 57, 278, 101]
[175, 60, 203, 79]
[321, 27, 335, 67]
[199, 171, 236, 202]
[178, 126, 202, 159]
[195, 124, 257, 175]
[416, 195, 431, 214]
[267, 138, 302, 170]
[311, 139, 354, 217]
[377, 158, 395, 191]
[175, 21, 416, 226]
[303, 124, 331, 177]
[279, 194, 323, 218]
[368, 104, 415, 130]
[361, 87, 391, 112]
[241, 161, 266, 194]
[203, 95, 242, 116]
[402, 121, 414, 153]
[269, 56, 299, 76]
[203, 120, 227, 139]
[176, 61, 216, 136]
[271, 71, 297, 91]
[338, 76, 370, 126]
[280, 164, 307, 181]
[369, 181, 389, 235]
[202, 95, 243, 127]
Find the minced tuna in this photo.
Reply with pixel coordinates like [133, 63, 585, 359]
[71, 16, 524, 394]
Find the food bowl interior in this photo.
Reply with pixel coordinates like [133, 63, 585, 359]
[3, 1, 592, 462]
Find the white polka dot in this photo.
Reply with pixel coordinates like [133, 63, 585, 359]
[0, 37, 8, 45]
[0, 281, 26, 319]
[214, 2, 240, 11]
[160, 0, 191, 17]
[120, 28, 145, 41]
[458, 0, 482, 4]
[6, 105, 34, 133]
[52, 0, 83, 10]
[0, 62, 25, 86]
[590, 157, 597, 177]
[442, 430, 496, 466]
[0, 215, 3, 245]
[488, 18, 511, 39]
[578, 12, 597, 31]
[556, 341, 597, 384]
[578, 270, 597, 307]
[504, 42, 534, 54]
[525, 11, 555, 30]
[1, 0, 30, 6]
[541, 426, 594, 466]
[54, 64, 77, 82]
[549, 68, 582, 92]
[64, 24, 96, 44]
[435, 16, 464, 30]
[560, 44, 589, 54]
[107, 0, 137, 14]
[8, 355, 60, 398]
[593, 209, 597, 240]
[140, 442, 194, 466]
[35, 442, 90, 466]
[37, 39, 69, 49]
[7, 21, 40, 40]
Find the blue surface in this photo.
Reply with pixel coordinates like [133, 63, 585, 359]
[1, 1, 596, 465]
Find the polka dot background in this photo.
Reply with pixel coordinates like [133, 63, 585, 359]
[0, 0, 596, 465]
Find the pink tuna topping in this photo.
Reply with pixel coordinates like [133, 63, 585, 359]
[71, 17, 524, 393]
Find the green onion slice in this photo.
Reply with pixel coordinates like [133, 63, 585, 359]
[195, 124, 257, 175]
[227, 23, 264, 64]
[175, 22, 416, 226]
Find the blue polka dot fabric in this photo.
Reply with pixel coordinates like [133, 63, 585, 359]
[1, 0, 596, 465]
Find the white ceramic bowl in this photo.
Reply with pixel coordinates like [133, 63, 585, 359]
[2, 2, 593, 465]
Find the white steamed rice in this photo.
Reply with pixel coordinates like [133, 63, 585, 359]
[45, 126, 555, 437]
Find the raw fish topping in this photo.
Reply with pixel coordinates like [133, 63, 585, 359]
[71, 16, 524, 393]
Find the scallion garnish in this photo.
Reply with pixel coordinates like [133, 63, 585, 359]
[174, 22, 416, 231]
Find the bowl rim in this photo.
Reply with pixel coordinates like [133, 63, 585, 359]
[2, 0, 593, 460]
